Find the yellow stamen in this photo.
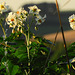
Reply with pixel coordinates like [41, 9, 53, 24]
[33, 9, 37, 12]
[38, 19, 42, 23]
[17, 11, 19, 14]
[71, 19, 74, 22]
[1, 5, 4, 9]
[11, 18, 14, 21]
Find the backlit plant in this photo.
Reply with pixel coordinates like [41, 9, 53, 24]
[0, 1, 75, 75]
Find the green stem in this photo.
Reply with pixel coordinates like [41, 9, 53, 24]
[23, 24, 30, 75]
[0, 23, 6, 39]
[6, 65, 10, 75]
[25, 69, 28, 75]
[27, 25, 30, 75]
[0, 22, 10, 74]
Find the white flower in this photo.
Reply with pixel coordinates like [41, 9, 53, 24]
[35, 14, 46, 25]
[17, 20, 24, 28]
[16, 8, 28, 21]
[69, 57, 75, 70]
[70, 22, 75, 30]
[0, 2, 9, 14]
[68, 14, 75, 30]
[6, 12, 18, 28]
[69, 14, 75, 22]
[69, 57, 75, 63]
[28, 5, 41, 15]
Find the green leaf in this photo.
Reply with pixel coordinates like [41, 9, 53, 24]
[11, 65, 19, 75]
[0, 57, 6, 70]
[30, 42, 38, 47]
[8, 61, 19, 75]
[14, 46, 27, 58]
[8, 61, 13, 74]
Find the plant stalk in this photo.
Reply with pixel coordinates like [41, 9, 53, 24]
[55, 0, 71, 74]
[24, 24, 30, 75]
[43, 27, 60, 74]
[0, 23, 6, 39]
[0, 23, 10, 75]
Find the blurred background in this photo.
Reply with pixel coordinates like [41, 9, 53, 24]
[0, 1, 75, 73]
[0, 0, 75, 43]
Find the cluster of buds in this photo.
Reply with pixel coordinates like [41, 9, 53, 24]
[6, 5, 46, 33]
[0, 2, 9, 14]
[6, 8, 28, 33]
[28, 5, 46, 25]
[68, 14, 75, 30]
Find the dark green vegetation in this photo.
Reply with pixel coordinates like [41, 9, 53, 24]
[0, 2, 75, 75]
[0, 32, 75, 75]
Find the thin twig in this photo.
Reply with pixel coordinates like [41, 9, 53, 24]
[0, 42, 17, 50]
[56, 0, 71, 74]
[43, 26, 60, 74]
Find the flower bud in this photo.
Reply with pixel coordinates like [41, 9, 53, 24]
[35, 26, 38, 31]
[12, 29, 15, 33]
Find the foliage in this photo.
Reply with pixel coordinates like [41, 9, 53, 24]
[0, 32, 75, 75]
[0, 33, 53, 75]
[0, 1, 75, 75]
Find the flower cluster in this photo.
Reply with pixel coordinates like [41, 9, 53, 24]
[0, 2, 9, 14]
[6, 12, 18, 28]
[28, 5, 41, 15]
[68, 14, 75, 30]
[6, 5, 46, 33]
[16, 8, 28, 21]
[6, 8, 28, 33]
[35, 14, 46, 25]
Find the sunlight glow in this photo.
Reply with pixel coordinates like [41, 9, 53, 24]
[0, 0, 75, 11]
